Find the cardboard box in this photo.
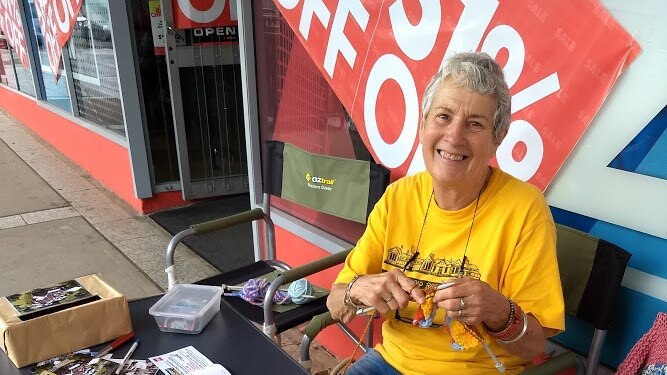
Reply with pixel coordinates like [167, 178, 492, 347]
[0, 274, 132, 368]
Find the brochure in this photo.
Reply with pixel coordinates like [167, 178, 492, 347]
[148, 346, 231, 375]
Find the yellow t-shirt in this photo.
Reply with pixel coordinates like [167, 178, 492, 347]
[334, 168, 565, 374]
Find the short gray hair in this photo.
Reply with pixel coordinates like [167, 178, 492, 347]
[421, 52, 511, 139]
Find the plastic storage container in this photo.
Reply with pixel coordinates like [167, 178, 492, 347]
[149, 284, 223, 334]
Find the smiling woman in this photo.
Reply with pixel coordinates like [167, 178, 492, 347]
[327, 52, 565, 375]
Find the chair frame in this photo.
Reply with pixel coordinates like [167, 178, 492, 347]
[164, 206, 353, 343]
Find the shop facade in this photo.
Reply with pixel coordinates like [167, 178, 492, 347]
[0, 0, 666, 368]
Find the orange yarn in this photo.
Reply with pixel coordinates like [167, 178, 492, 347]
[412, 285, 437, 326]
[412, 286, 483, 350]
[449, 320, 483, 349]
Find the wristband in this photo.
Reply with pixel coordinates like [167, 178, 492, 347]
[343, 275, 365, 310]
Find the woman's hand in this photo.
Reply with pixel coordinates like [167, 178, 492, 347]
[327, 269, 425, 323]
[432, 277, 510, 329]
[350, 269, 426, 314]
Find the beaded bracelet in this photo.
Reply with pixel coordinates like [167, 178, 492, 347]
[343, 275, 365, 310]
[483, 299, 525, 342]
[482, 298, 515, 334]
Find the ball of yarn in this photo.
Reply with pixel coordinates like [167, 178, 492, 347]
[237, 278, 291, 306]
[287, 278, 313, 304]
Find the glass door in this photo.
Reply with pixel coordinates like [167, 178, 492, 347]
[160, 0, 248, 199]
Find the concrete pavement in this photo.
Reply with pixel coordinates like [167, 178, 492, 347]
[0, 110, 219, 298]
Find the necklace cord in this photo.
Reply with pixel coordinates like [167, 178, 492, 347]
[459, 187, 482, 276]
[414, 191, 434, 256]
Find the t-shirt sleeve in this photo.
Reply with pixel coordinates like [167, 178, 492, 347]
[333, 186, 391, 286]
[502, 212, 565, 336]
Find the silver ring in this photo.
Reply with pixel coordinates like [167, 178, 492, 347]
[460, 297, 465, 309]
[457, 309, 462, 317]
[384, 297, 394, 302]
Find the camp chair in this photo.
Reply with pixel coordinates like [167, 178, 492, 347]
[300, 223, 631, 375]
[523, 223, 631, 375]
[164, 141, 389, 342]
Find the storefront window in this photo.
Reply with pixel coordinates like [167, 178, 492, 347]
[253, 2, 373, 243]
[0, 33, 18, 90]
[0, 32, 35, 97]
[68, 0, 124, 134]
[25, 0, 70, 111]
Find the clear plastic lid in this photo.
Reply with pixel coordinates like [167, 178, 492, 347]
[149, 284, 222, 319]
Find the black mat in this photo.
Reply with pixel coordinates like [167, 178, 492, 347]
[149, 194, 255, 273]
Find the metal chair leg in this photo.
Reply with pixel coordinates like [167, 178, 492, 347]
[585, 329, 607, 375]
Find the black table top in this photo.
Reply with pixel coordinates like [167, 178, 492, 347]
[0, 295, 309, 375]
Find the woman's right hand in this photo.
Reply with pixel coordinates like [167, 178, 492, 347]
[349, 269, 425, 314]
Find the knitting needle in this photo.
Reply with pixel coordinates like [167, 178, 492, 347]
[482, 342, 506, 373]
[356, 306, 376, 315]
[221, 284, 291, 292]
[221, 284, 317, 299]
[221, 284, 306, 293]
[356, 282, 456, 315]
[436, 281, 456, 290]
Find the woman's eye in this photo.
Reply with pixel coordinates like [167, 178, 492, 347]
[468, 122, 485, 131]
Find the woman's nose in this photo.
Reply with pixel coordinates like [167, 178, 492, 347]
[443, 120, 466, 144]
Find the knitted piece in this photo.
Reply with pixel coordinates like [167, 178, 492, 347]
[449, 320, 483, 350]
[410, 284, 483, 350]
[617, 313, 667, 375]
[412, 285, 437, 328]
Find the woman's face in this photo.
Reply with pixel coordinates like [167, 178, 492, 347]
[419, 78, 505, 192]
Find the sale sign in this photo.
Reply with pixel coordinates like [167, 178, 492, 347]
[272, 0, 641, 190]
[33, 0, 84, 80]
[0, 0, 30, 69]
[172, 0, 238, 29]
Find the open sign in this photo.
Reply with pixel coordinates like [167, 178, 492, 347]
[173, 0, 238, 29]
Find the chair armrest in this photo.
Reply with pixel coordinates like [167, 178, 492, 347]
[191, 208, 265, 235]
[166, 208, 268, 289]
[303, 311, 336, 340]
[263, 249, 352, 339]
[300, 311, 338, 369]
[281, 248, 352, 284]
[521, 351, 579, 375]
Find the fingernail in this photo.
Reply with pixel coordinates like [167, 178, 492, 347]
[417, 297, 424, 304]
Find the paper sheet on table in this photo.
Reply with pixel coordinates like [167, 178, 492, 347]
[148, 346, 230, 375]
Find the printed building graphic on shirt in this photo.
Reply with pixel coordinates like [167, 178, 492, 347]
[384, 246, 481, 280]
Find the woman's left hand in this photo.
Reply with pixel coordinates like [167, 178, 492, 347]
[432, 277, 510, 330]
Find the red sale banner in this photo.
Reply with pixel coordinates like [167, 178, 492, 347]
[272, 0, 641, 190]
[34, 0, 83, 80]
[172, 0, 238, 29]
[0, 0, 30, 69]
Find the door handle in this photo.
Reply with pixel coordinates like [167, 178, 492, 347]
[166, 24, 185, 42]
